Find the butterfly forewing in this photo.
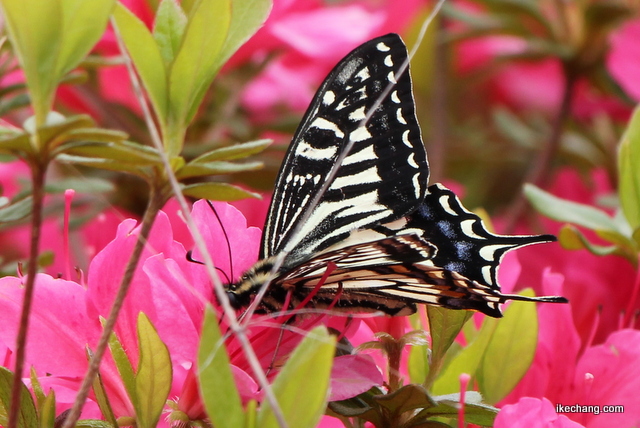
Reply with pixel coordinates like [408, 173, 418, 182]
[261, 34, 429, 268]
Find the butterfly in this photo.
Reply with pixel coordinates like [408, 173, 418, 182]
[225, 33, 567, 318]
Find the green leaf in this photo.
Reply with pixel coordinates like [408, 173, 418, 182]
[431, 317, 499, 396]
[524, 183, 626, 234]
[176, 160, 263, 179]
[0, 131, 32, 155]
[51, 127, 129, 150]
[618, 105, 640, 230]
[425, 307, 472, 388]
[113, 2, 168, 121]
[408, 343, 429, 384]
[57, 140, 162, 164]
[135, 313, 173, 428]
[153, 0, 188, 66]
[74, 420, 115, 428]
[258, 326, 336, 428]
[0, 0, 62, 124]
[477, 290, 538, 404]
[558, 225, 628, 258]
[0, 367, 39, 428]
[0, 197, 32, 222]
[29, 368, 46, 409]
[198, 306, 245, 428]
[191, 139, 272, 162]
[168, 0, 231, 144]
[56, 154, 154, 177]
[31, 114, 95, 150]
[182, 182, 260, 200]
[212, 0, 272, 71]
[56, 0, 115, 78]
[373, 384, 436, 415]
[45, 177, 115, 194]
[108, 330, 137, 407]
[39, 391, 56, 428]
[87, 347, 118, 428]
[425, 392, 497, 426]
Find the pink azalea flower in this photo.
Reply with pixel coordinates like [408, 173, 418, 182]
[453, 24, 631, 121]
[513, 168, 638, 345]
[495, 397, 585, 428]
[0, 159, 128, 276]
[501, 268, 640, 427]
[607, 18, 640, 101]
[239, 0, 426, 119]
[1, 199, 383, 425]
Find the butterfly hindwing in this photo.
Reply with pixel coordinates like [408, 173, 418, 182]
[258, 235, 505, 317]
[261, 34, 429, 269]
[405, 184, 556, 289]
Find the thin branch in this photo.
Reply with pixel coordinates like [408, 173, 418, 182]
[61, 187, 164, 428]
[8, 159, 47, 428]
[502, 66, 577, 233]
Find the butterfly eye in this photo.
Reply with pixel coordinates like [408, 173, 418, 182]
[226, 291, 240, 309]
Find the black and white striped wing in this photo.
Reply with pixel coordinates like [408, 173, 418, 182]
[258, 235, 529, 317]
[261, 34, 429, 269]
[257, 184, 567, 318]
[402, 184, 555, 289]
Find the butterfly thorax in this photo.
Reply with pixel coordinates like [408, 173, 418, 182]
[227, 257, 281, 310]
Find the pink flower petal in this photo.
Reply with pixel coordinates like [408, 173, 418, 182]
[329, 354, 383, 401]
[607, 19, 640, 101]
[0, 275, 93, 377]
[572, 329, 640, 428]
[270, 5, 385, 60]
[496, 397, 585, 428]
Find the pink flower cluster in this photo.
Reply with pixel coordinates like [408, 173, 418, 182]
[0, 201, 382, 426]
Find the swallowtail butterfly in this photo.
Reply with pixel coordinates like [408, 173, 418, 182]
[226, 33, 567, 318]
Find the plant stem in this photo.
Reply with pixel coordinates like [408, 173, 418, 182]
[60, 185, 166, 428]
[502, 67, 577, 233]
[8, 161, 47, 428]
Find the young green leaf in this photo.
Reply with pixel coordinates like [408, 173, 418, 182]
[56, 0, 115, 79]
[425, 307, 472, 388]
[112, 2, 169, 121]
[87, 348, 118, 428]
[258, 326, 336, 428]
[29, 368, 46, 409]
[154, 0, 188, 66]
[430, 317, 499, 396]
[212, 0, 272, 71]
[182, 182, 261, 200]
[39, 391, 56, 428]
[108, 330, 137, 409]
[190, 139, 272, 163]
[135, 313, 173, 428]
[477, 290, 539, 404]
[198, 305, 245, 428]
[0, 0, 62, 124]
[524, 183, 624, 234]
[426, 392, 497, 426]
[168, 0, 231, 148]
[0, 197, 33, 223]
[176, 160, 264, 180]
[0, 367, 39, 428]
[618, 105, 640, 230]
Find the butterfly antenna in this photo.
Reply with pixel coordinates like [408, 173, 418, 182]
[206, 200, 235, 281]
[186, 250, 231, 284]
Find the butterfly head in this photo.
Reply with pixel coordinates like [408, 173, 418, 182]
[226, 257, 277, 310]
